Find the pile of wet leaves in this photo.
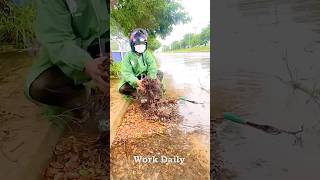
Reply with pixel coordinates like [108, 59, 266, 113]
[114, 103, 168, 141]
[43, 133, 108, 180]
[85, 56, 110, 131]
[137, 77, 181, 123]
[138, 77, 163, 102]
[140, 97, 181, 123]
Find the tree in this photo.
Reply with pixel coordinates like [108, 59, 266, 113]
[162, 45, 170, 51]
[199, 25, 210, 46]
[171, 41, 180, 50]
[191, 34, 201, 47]
[182, 33, 193, 48]
[165, 24, 210, 50]
[111, 0, 190, 51]
[148, 36, 161, 51]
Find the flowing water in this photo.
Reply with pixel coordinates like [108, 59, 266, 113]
[214, 0, 320, 179]
[157, 52, 210, 133]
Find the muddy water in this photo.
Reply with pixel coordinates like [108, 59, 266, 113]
[157, 52, 210, 162]
[157, 52, 210, 133]
[214, 1, 320, 179]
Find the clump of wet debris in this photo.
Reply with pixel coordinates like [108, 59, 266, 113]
[85, 56, 110, 131]
[43, 133, 108, 180]
[137, 77, 181, 123]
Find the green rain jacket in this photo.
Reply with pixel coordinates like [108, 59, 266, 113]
[24, 0, 109, 100]
[119, 50, 158, 89]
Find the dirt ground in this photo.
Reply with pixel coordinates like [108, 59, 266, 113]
[0, 52, 62, 180]
[42, 132, 108, 180]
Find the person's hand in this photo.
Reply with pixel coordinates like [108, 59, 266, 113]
[85, 56, 108, 93]
[136, 79, 145, 92]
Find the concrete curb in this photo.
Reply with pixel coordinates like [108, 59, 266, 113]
[110, 99, 130, 146]
[20, 122, 64, 180]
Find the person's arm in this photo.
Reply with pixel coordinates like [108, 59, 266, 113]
[35, 0, 92, 83]
[121, 54, 139, 88]
[145, 51, 158, 79]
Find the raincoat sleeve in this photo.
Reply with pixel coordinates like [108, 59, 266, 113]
[121, 54, 139, 88]
[35, 0, 92, 83]
[146, 51, 158, 79]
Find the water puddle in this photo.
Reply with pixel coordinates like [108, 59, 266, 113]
[214, 1, 320, 179]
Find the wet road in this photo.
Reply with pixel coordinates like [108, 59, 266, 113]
[156, 52, 210, 133]
[214, 0, 320, 179]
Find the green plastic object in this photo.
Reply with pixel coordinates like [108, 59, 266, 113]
[223, 112, 247, 124]
[179, 96, 187, 101]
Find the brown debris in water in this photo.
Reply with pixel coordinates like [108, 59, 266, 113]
[141, 97, 181, 123]
[137, 77, 181, 123]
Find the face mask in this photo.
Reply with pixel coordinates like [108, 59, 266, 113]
[134, 44, 146, 53]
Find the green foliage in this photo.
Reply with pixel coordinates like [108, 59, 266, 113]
[111, 41, 119, 50]
[164, 24, 210, 51]
[191, 34, 201, 47]
[111, 0, 190, 51]
[162, 45, 170, 52]
[110, 61, 122, 79]
[0, 0, 36, 48]
[148, 36, 161, 51]
[199, 25, 210, 45]
[111, 16, 126, 39]
[171, 40, 181, 50]
[112, 0, 190, 38]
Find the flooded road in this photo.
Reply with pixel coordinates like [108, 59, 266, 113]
[157, 52, 210, 133]
[214, 0, 320, 179]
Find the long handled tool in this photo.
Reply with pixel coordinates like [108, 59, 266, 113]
[223, 112, 304, 136]
[178, 96, 204, 104]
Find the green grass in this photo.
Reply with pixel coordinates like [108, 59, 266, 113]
[110, 61, 122, 79]
[0, 1, 36, 49]
[165, 45, 210, 53]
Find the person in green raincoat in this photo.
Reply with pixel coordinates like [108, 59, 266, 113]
[24, 0, 109, 110]
[119, 28, 163, 96]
